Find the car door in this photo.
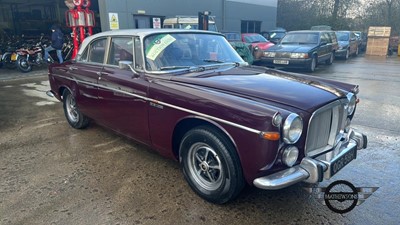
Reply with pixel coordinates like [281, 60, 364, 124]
[318, 32, 332, 61]
[96, 36, 151, 145]
[67, 37, 108, 119]
[349, 32, 358, 54]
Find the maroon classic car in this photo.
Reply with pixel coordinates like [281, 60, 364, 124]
[47, 29, 367, 204]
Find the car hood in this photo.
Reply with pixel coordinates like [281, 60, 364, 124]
[170, 66, 352, 113]
[338, 41, 349, 47]
[251, 42, 274, 50]
[268, 44, 316, 53]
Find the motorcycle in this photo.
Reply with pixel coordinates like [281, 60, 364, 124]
[1, 34, 26, 70]
[16, 35, 73, 73]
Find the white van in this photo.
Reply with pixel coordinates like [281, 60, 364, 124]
[163, 16, 218, 32]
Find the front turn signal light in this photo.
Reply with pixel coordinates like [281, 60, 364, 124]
[262, 132, 280, 141]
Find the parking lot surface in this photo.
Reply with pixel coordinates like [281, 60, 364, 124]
[0, 55, 399, 225]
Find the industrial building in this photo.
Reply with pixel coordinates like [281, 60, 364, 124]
[0, 0, 277, 35]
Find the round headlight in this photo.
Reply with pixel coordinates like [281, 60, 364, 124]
[282, 146, 299, 167]
[346, 93, 356, 115]
[283, 113, 303, 144]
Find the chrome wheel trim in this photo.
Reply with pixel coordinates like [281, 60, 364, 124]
[66, 94, 79, 123]
[187, 143, 224, 191]
[20, 58, 29, 68]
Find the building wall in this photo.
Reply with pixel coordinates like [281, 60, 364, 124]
[98, 0, 277, 33]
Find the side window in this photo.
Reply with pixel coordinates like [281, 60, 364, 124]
[78, 48, 88, 62]
[88, 38, 107, 63]
[107, 37, 134, 66]
[321, 33, 329, 43]
[134, 37, 144, 70]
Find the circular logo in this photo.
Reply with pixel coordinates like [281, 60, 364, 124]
[324, 180, 358, 214]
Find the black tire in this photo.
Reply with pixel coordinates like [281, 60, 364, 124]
[179, 126, 245, 204]
[326, 52, 334, 65]
[16, 57, 32, 73]
[4, 54, 16, 69]
[307, 55, 317, 72]
[344, 49, 350, 60]
[62, 89, 89, 129]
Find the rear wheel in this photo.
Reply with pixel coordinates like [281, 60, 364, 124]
[16, 57, 32, 73]
[326, 52, 334, 65]
[180, 126, 245, 204]
[62, 89, 89, 129]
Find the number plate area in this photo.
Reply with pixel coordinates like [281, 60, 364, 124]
[273, 59, 289, 65]
[317, 143, 357, 179]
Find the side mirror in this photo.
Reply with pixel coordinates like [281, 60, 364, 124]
[119, 60, 140, 78]
[320, 41, 327, 46]
[118, 60, 133, 70]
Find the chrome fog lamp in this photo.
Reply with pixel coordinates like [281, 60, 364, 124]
[282, 146, 299, 167]
[346, 93, 356, 115]
[283, 113, 303, 144]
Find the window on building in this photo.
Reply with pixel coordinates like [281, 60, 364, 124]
[241, 20, 262, 33]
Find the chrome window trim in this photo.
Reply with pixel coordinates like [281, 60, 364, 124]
[52, 74, 262, 135]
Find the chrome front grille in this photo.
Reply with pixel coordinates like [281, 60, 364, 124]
[305, 100, 348, 156]
[276, 52, 291, 58]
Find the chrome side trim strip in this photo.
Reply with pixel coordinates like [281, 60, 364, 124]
[52, 74, 262, 134]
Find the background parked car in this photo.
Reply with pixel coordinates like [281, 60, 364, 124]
[261, 30, 335, 72]
[353, 31, 367, 52]
[222, 31, 254, 64]
[241, 33, 274, 61]
[260, 28, 287, 44]
[335, 31, 359, 59]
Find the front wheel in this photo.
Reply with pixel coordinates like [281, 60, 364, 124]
[16, 57, 32, 73]
[63, 89, 89, 129]
[307, 56, 317, 72]
[179, 126, 245, 204]
[344, 49, 350, 60]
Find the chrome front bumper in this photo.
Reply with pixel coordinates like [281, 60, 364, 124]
[253, 130, 367, 190]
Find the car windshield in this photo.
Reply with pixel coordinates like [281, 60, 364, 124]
[243, 34, 268, 43]
[281, 33, 319, 44]
[144, 33, 244, 72]
[269, 32, 286, 39]
[336, 32, 349, 41]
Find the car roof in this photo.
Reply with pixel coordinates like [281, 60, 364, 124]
[78, 29, 222, 55]
[287, 30, 324, 34]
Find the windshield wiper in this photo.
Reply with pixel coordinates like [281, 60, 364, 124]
[160, 66, 191, 70]
[203, 59, 225, 63]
